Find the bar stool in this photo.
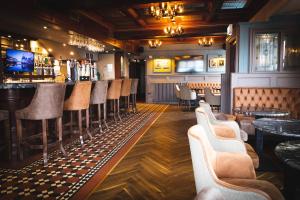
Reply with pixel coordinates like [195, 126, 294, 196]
[0, 110, 10, 159]
[15, 83, 66, 165]
[107, 79, 122, 122]
[120, 79, 132, 115]
[64, 81, 92, 145]
[130, 79, 139, 113]
[90, 80, 108, 132]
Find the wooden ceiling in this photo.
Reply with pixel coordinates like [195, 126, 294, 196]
[2, 0, 269, 51]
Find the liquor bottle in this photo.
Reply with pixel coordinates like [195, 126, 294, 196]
[66, 60, 71, 81]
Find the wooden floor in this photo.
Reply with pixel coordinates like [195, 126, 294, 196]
[88, 105, 283, 200]
[88, 106, 197, 200]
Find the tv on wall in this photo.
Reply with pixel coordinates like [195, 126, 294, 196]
[175, 55, 204, 73]
[5, 49, 34, 72]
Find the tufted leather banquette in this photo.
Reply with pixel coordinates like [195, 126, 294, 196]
[233, 88, 300, 119]
[187, 82, 221, 95]
[187, 82, 221, 90]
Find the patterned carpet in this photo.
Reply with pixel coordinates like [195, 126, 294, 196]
[0, 104, 168, 200]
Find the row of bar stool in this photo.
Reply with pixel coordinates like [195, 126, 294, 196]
[15, 79, 139, 165]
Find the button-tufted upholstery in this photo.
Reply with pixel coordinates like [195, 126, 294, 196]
[233, 88, 300, 119]
[187, 82, 221, 90]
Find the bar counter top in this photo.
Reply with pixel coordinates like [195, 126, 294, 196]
[0, 81, 92, 89]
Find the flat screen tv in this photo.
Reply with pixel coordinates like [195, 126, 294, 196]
[5, 49, 34, 72]
[175, 55, 204, 73]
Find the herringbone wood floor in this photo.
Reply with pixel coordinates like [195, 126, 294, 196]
[88, 106, 197, 200]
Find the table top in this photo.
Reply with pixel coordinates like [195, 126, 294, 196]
[234, 107, 290, 118]
[275, 140, 300, 170]
[253, 118, 300, 138]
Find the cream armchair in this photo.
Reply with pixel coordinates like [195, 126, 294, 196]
[199, 102, 248, 141]
[174, 84, 181, 107]
[204, 88, 221, 111]
[188, 125, 284, 200]
[179, 84, 197, 110]
[195, 107, 259, 169]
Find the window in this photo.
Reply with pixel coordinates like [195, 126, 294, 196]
[254, 33, 279, 72]
[282, 32, 300, 71]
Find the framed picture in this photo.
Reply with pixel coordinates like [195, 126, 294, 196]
[208, 55, 225, 72]
[153, 59, 172, 73]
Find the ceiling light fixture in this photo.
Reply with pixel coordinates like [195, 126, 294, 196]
[198, 38, 213, 47]
[62, 43, 67, 47]
[43, 26, 48, 30]
[7, 35, 11, 38]
[150, 2, 183, 20]
[164, 21, 183, 36]
[148, 40, 162, 48]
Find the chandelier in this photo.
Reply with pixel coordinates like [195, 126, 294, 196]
[68, 31, 105, 52]
[198, 38, 214, 47]
[148, 40, 162, 48]
[150, 2, 183, 20]
[164, 21, 184, 36]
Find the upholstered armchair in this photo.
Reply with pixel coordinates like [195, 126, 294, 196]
[188, 125, 284, 200]
[199, 102, 248, 141]
[179, 84, 197, 110]
[195, 107, 259, 169]
[204, 88, 220, 110]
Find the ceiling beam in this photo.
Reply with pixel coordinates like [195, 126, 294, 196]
[76, 10, 115, 33]
[114, 25, 227, 40]
[206, 0, 224, 21]
[124, 8, 147, 27]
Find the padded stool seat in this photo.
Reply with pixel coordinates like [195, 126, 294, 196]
[15, 83, 66, 165]
[130, 79, 139, 113]
[64, 81, 92, 145]
[90, 80, 108, 132]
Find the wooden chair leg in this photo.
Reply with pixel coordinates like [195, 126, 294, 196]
[134, 94, 137, 112]
[57, 117, 66, 156]
[86, 109, 92, 140]
[97, 104, 103, 132]
[113, 99, 117, 122]
[42, 119, 48, 166]
[78, 110, 84, 145]
[127, 96, 130, 114]
[117, 99, 122, 121]
[70, 111, 73, 133]
[103, 103, 108, 129]
[16, 119, 23, 161]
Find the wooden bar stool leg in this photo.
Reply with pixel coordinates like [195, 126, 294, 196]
[42, 119, 48, 166]
[86, 109, 92, 140]
[117, 99, 122, 121]
[57, 117, 66, 156]
[97, 104, 103, 132]
[70, 111, 73, 133]
[16, 119, 23, 160]
[127, 96, 130, 114]
[113, 99, 117, 122]
[78, 110, 84, 146]
[134, 94, 137, 113]
[103, 103, 108, 129]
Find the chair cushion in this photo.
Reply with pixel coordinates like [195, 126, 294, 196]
[221, 178, 284, 200]
[213, 124, 236, 138]
[214, 152, 256, 179]
[245, 143, 259, 169]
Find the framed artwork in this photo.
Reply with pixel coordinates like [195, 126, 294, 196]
[153, 59, 172, 73]
[208, 55, 225, 72]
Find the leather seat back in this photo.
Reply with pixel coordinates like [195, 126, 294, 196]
[233, 88, 300, 119]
